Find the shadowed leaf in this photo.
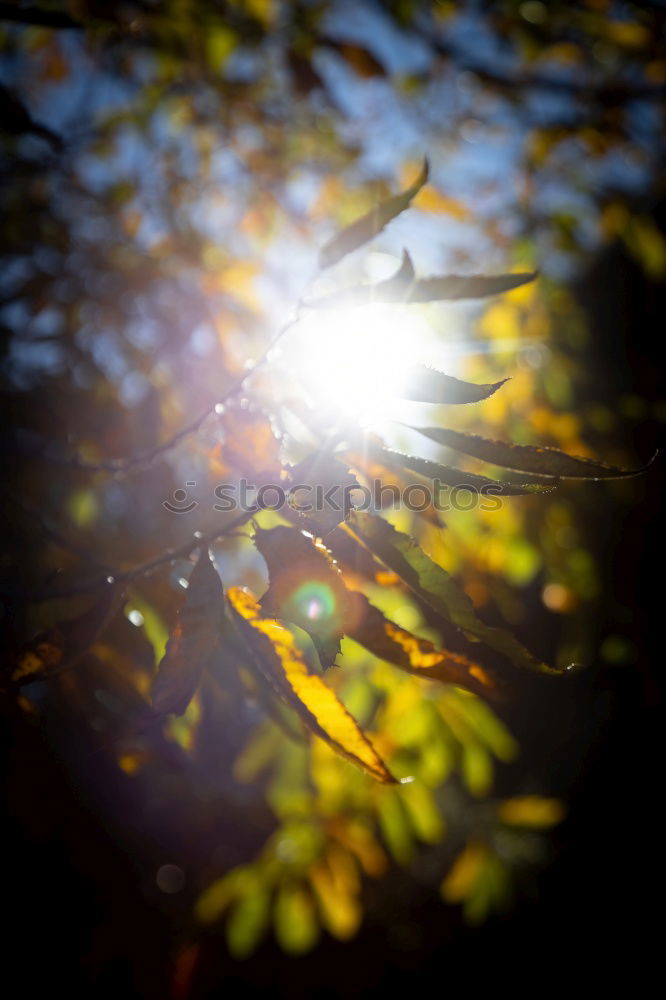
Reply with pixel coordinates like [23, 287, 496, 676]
[400, 366, 509, 404]
[151, 548, 223, 716]
[220, 403, 282, 480]
[255, 524, 355, 668]
[348, 592, 500, 697]
[361, 442, 556, 495]
[308, 249, 415, 308]
[309, 267, 536, 308]
[349, 512, 562, 675]
[227, 587, 395, 782]
[402, 425, 652, 479]
[13, 586, 120, 683]
[319, 159, 428, 269]
[406, 271, 536, 302]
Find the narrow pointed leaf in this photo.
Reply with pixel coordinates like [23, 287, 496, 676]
[349, 512, 563, 675]
[402, 425, 652, 480]
[363, 442, 555, 495]
[319, 159, 428, 269]
[400, 366, 509, 404]
[309, 268, 536, 308]
[406, 271, 537, 302]
[308, 249, 415, 309]
[227, 587, 395, 782]
[348, 592, 500, 697]
[151, 548, 223, 716]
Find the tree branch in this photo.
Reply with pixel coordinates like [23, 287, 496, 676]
[31, 310, 301, 476]
[0, 509, 255, 603]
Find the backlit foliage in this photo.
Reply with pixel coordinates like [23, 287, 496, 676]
[1, 0, 660, 970]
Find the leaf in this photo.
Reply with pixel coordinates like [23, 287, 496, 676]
[348, 592, 500, 697]
[226, 886, 272, 959]
[405, 271, 537, 302]
[399, 366, 509, 404]
[362, 441, 556, 495]
[286, 454, 360, 535]
[401, 425, 652, 480]
[309, 858, 361, 940]
[349, 512, 562, 675]
[274, 882, 319, 954]
[498, 796, 566, 828]
[376, 789, 413, 864]
[13, 586, 119, 684]
[195, 866, 254, 924]
[309, 268, 536, 308]
[307, 249, 415, 309]
[151, 548, 223, 716]
[255, 525, 354, 668]
[220, 403, 282, 479]
[318, 159, 429, 269]
[400, 781, 444, 843]
[227, 587, 395, 782]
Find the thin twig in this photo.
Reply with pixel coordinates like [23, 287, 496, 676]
[40, 310, 302, 476]
[0, 509, 256, 603]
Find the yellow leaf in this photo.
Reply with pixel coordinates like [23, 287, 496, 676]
[498, 796, 566, 828]
[309, 852, 362, 940]
[411, 185, 471, 220]
[227, 588, 395, 783]
[441, 841, 488, 902]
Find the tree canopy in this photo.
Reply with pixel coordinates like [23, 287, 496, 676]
[1, 1, 663, 993]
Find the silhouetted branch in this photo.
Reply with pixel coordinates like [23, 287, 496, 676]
[28, 310, 302, 476]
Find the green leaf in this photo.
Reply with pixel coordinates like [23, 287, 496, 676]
[226, 885, 272, 959]
[401, 425, 652, 480]
[318, 159, 429, 269]
[349, 512, 562, 675]
[274, 882, 319, 955]
[399, 366, 509, 404]
[377, 789, 413, 864]
[151, 548, 223, 716]
[362, 441, 555, 495]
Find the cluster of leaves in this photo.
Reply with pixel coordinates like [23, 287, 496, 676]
[6, 162, 648, 957]
[1, 0, 659, 968]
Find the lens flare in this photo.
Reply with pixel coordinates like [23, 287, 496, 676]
[286, 301, 434, 425]
[292, 581, 337, 624]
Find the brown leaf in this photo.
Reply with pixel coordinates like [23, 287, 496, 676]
[255, 525, 358, 669]
[348, 592, 501, 697]
[151, 548, 224, 716]
[219, 403, 282, 480]
[13, 586, 120, 684]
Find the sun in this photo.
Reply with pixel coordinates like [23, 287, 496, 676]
[285, 301, 434, 427]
